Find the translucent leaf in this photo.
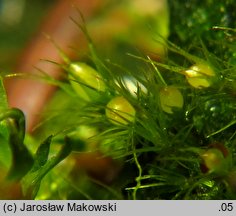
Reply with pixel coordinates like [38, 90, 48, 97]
[0, 76, 8, 110]
[22, 137, 71, 199]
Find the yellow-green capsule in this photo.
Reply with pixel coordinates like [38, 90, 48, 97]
[184, 63, 215, 88]
[68, 62, 105, 101]
[106, 96, 135, 125]
[201, 148, 225, 174]
[159, 86, 184, 114]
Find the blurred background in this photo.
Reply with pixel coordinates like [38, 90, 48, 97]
[0, 0, 57, 71]
[0, 0, 169, 72]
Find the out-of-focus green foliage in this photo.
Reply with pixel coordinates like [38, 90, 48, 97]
[0, 0, 56, 71]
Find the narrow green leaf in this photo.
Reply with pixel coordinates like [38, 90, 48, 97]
[0, 76, 8, 110]
[3, 109, 34, 181]
[31, 135, 53, 172]
[22, 138, 72, 198]
[0, 122, 11, 168]
[0, 77, 10, 166]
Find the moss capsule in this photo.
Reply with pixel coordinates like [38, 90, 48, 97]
[106, 96, 135, 125]
[68, 62, 105, 101]
[201, 149, 224, 172]
[117, 76, 147, 97]
[159, 86, 184, 114]
[200, 144, 230, 174]
[184, 63, 215, 88]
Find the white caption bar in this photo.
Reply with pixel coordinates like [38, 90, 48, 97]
[0, 200, 235, 216]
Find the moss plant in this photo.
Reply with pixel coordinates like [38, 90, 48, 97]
[0, 1, 236, 200]
[32, 24, 236, 199]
